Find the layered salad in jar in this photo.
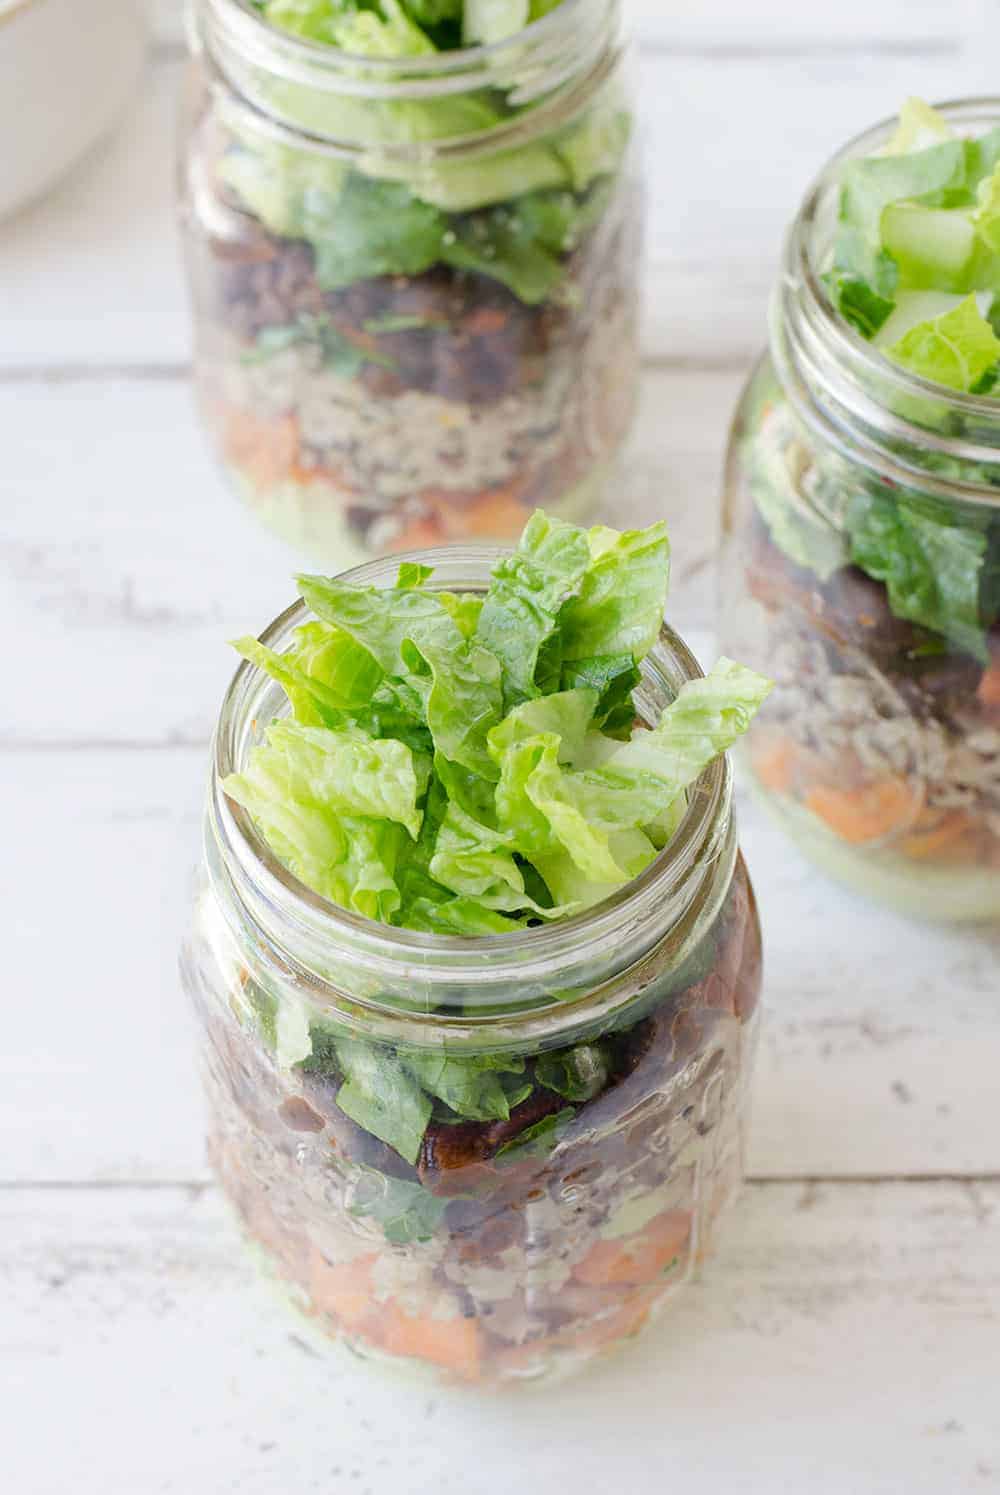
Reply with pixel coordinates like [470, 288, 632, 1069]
[182, 0, 640, 565]
[730, 100, 1000, 919]
[187, 510, 771, 1385]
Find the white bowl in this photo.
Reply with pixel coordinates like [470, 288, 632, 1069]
[0, 0, 148, 220]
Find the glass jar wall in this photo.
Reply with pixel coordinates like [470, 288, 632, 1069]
[178, 0, 642, 567]
[720, 101, 1000, 922]
[181, 549, 763, 1387]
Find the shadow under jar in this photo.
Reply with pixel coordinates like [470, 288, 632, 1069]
[720, 101, 1000, 923]
[181, 548, 762, 1388]
[178, 0, 642, 567]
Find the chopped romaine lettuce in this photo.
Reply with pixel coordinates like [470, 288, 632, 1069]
[346, 1167, 450, 1245]
[223, 509, 770, 1164]
[401, 1048, 528, 1120]
[229, 512, 768, 930]
[845, 487, 991, 661]
[333, 1037, 433, 1163]
[462, 0, 530, 46]
[883, 97, 955, 157]
[475, 510, 593, 706]
[535, 1041, 609, 1101]
[825, 99, 1000, 389]
[882, 293, 1000, 392]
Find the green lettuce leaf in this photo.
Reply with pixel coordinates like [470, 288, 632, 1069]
[233, 623, 384, 724]
[495, 1106, 574, 1157]
[486, 688, 597, 763]
[845, 488, 990, 660]
[476, 510, 593, 707]
[825, 102, 1000, 339]
[975, 163, 1000, 253]
[401, 1048, 528, 1120]
[241, 717, 424, 836]
[402, 0, 462, 24]
[298, 574, 503, 777]
[494, 661, 772, 902]
[462, 0, 529, 44]
[218, 138, 349, 244]
[535, 1041, 609, 1101]
[747, 414, 850, 581]
[882, 293, 1000, 391]
[333, 1037, 432, 1163]
[884, 98, 954, 156]
[310, 176, 446, 290]
[556, 521, 671, 668]
[222, 718, 426, 918]
[346, 1167, 449, 1244]
[232, 512, 768, 937]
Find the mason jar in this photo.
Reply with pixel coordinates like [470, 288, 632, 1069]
[180, 547, 763, 1387]
[720, 101, 1000, 923]
[178, 0, 642, 567]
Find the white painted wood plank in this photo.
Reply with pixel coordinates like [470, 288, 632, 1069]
[0, 61, 190, 370]
[5, 1182, 999, 1494]
[628, 0, 983, 49]
[150, 0, 986, 50]
[0, 369, 729, 752]
[3, 41, 995, 369]
[3, 743, 998, 1185]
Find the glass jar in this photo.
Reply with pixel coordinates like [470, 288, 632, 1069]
[181, 547, 763, 1388]
[720, 100, 1000, 923]
[178, 0, 642, 567]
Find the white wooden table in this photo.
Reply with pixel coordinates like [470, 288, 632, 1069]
[4, 4, 999, 1490]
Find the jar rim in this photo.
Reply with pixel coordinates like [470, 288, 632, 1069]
[217, 0, 602, 76]
[194, 0, 618, 102]
[207, 544, 732, 1024]
[193, 0, 622, 160]
[778, 95, 1000, 498]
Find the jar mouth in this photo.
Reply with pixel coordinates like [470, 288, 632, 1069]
[208, 544, 731, 1021]
[779, 95, 1000, 498]
[195, 0, 620, 160]
[222, 0, 596, 76]
[197, 0, 617, 102]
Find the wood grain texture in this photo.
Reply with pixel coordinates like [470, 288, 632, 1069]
[5, 1181, 999, 1494]
[0, 369, 730, 750]
[5, 3, 1000, 1477]
[149, 0, 986, 50]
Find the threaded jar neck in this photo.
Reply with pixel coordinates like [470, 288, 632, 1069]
[203, 545, 735, 1048]
[188, 0, 623, 156]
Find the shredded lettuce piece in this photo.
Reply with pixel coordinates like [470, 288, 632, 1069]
[231, 512, 768, 933]
[333, 1037, 433, 1163]
[346, 1167, 450, 1245]
[535, 1041, 609, 1101]
[401, 1048, 528, 1120]
[825, 99, 1000, 372]
[883, 293, 1000, 392]
[491, 659, 772, 906]
[883, 98, 955, 157]
[845, 488, 991, 661]
[462, 0, 529, 45]
[297, 573, 504, 778]
[475, 511, 593, 707]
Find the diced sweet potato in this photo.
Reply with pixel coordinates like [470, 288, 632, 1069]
[804, 775, 924, 844]
[572, 1208, 691, 1287]
[307, 1248, 376, 1330]
[378, 1302, 481, 1381]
